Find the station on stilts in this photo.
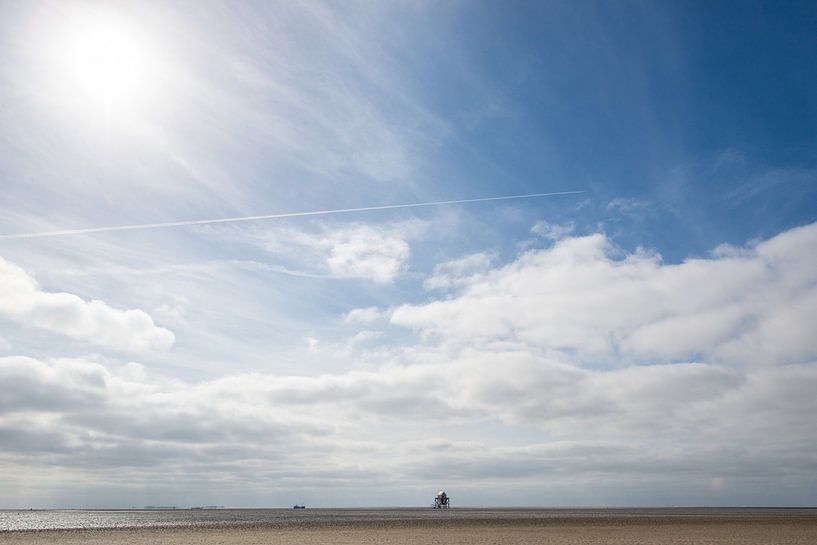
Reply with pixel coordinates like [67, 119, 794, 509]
[433, 491, 450, 509]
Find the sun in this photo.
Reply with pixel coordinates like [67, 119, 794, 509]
[70, 18, 146, 105]
[44, 9, 158, 116]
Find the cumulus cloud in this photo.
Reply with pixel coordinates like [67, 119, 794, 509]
[4, 223, 817, 506]
[393, 223, 817, 366]
[2, 349, 816, 506]
[325, 225, 409, 284]
[250, 220, 424, 284]
[0, 257, 175, 353]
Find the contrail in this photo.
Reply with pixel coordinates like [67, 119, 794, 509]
[0, 190, 585, 240]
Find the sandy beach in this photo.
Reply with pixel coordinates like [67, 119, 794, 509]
[3, 510, 817, 545]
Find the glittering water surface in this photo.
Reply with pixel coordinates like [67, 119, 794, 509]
[2, 507, 816, 532]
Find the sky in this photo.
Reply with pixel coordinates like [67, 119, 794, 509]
[1, 0, 816, 508]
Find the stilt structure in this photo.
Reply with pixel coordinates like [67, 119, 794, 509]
[434, 490, 450, 509]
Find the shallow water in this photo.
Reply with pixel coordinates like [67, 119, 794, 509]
[2, 507, 816, 532]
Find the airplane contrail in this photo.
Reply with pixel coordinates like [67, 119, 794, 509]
[0, 190, 585, 240]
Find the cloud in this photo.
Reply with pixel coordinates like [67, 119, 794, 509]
[325, 225, 410, 284]
[0, 257, 175, 353]
[346, 330, 382, 347]
[250, 220, 424, 284]
[2, 349, 816, 506]
[424, 252, 493, 290]
[606, 197, 649, 214]
[343, 306, 383, 324]
[392, 223, 817, 366]
[3, 224, 817, 506]
[530, 220, 575, 241]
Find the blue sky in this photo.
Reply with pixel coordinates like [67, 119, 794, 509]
[1, 0, 816, 508]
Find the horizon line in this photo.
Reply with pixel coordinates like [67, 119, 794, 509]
[5, 505, 815, 510]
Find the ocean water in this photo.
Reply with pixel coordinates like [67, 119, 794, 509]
[2, 507, 815, 532]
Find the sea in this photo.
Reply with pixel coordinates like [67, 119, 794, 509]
[2, 507, 816, 532]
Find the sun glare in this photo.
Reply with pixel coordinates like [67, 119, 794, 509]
[45, 9, 158, 116]
[71, 21, 144, 103]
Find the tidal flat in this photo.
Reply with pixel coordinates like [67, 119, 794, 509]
[2, 508, 817, 544]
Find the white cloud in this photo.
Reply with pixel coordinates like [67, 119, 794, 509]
[1, 349, 816, 506]
[325, 225, 410, 284]
[606, 197, 649, 213]
[3, 224, 817, 506]
[306, 336, 320, 353]
[392, 223, 817, 366]
[0, 257, 174, 353]
[424, 252, 493, 290]
[343, 306, 383, 324]
[530, 220, 574, 241]
[346, 330, 382, 347]
[152, 300, 187, 325]
[0, 354, 807, 456]
[251, 220, 424, 284]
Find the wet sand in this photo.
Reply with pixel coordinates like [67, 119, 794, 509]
[3, 511, 817, 545]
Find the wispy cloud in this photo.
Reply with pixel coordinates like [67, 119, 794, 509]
[424, 252, 494, 291]
[530, 219, 575, 241]
[606, 197, 650, 214]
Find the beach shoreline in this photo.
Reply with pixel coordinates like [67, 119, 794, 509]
[3, 509, 817, 545]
